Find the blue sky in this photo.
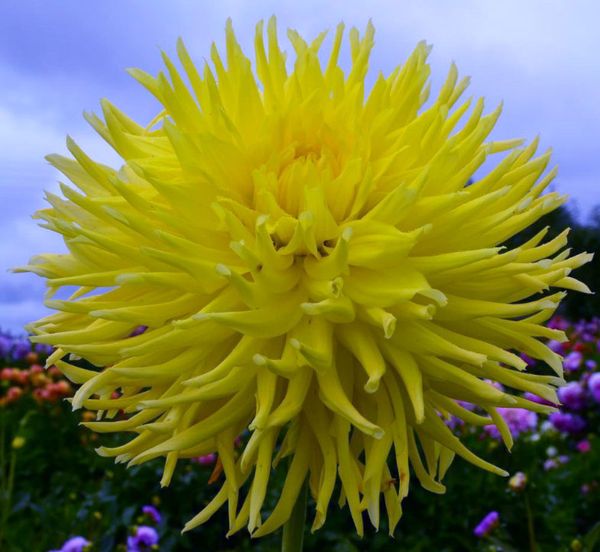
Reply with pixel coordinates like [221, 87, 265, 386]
[1, 0, 599, 331]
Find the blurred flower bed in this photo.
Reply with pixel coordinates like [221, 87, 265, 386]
[1, 319, 599, 552]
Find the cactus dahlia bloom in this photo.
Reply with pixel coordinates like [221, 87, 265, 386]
[21, 19, 591, 537]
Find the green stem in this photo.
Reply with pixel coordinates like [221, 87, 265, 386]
[281, 478, 308, 552]
[524, 491, 537, 552]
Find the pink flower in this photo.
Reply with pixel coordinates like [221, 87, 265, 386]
[192, 453, 217, 466]
[576, 440, 591, 453]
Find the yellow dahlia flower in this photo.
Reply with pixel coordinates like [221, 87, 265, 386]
[21, 18, 590, 537]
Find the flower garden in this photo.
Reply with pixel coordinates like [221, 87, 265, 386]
[1, 312, 599, 551]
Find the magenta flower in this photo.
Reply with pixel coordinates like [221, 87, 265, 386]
[576, 440, 591, 453]
[192, 453, 217, 466]
[473, 511, 500, 538]
[557, 382, 586, 410]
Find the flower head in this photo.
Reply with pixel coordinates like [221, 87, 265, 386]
[142, 505, 162, 524]
[484, 408, 537, 440]
[21, 19, 590, 537]
[564, 351, 583, 372]
[576, 439, 591, 453]
[127, 526, 159, 552]
[549, 412, 586, 434]
[473, 511, 500, 538]
[588, 372, 600, 403]
[508, 471, 527, 492]
[191, 453, 217, 466]
[557, 381, 586, 410]
[50, 536, 91, 552]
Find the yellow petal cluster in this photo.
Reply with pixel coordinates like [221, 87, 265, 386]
[21, 19, 591, 537]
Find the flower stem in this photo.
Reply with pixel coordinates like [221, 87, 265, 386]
[524, 491, 537, 552]
[281, 478, 308, 552]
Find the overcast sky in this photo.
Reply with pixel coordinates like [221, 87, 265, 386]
[1, 0, 599, 332]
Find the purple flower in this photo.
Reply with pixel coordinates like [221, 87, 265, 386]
[564, 351, 583, 371]
[445, 415, 463, 430]
[544, 454, 569, 470]
[548, 316, 569, 331]
[549, 412, 586, 434]
[557, 382, 586, 410]
[11, 340, 31, 361]
[129, 325, 148, 337]
[127, 525, 159, 552]
[588, 373, 600, 403]
[585, 359, 597, 370]
[484, 408, 537, 440]
[473, 511, 500, 538]
[547, 339, 567, 353]
[142, 505, 161, 524]
[520, 353, 536, 366]
[50, 536, 91, 552]
[484, 379, 504, 392]
[34, 343, 54, 356]
[523, 391, 556, 407]
[0, 335, 11, 357]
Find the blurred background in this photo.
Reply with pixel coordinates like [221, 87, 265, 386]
[1, 1, 599, 551]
